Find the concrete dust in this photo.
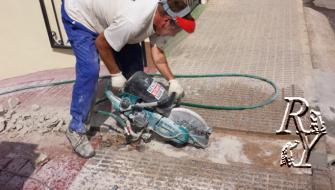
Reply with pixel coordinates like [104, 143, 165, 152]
[146, 134, 251, 165]
[326, 135, 335, 155]
[147, 141, 190, 158]
[304, 5, 335, 124]
[208, 136, 251, 164]
[101, 132, 127, 149]
[0, 117, 5, 132]
[7, 97, 20, 110]
[304, 71, 335, 122]
[0, 97, 70, 139]
[32, 152, 49, 167]
[139, 130, 310, 173]
[0, 104, 6, 115]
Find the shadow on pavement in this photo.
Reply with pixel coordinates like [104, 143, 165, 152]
[305, 2, 335, 31]
[0, 141, 40, 190]
[87, 80, 112, 137]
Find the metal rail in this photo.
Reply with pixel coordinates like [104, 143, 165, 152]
[39, 0, 71, 49]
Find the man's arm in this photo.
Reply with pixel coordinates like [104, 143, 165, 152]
[96, 33, 127, 90]
[95, 33, 120, 74]
[150, 44, 184, 99]
[150, 44, 174, 80]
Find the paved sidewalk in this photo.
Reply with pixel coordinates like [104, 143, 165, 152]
[167, 0, 311, 134]
[0, 0, 334, 189]
[70, 149, 312, 190]
[69, 0, 331, 189]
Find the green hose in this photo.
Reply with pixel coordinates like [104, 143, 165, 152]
[0, 73, 279, 110]
[150, 73, 279, 110]
[0, 80, 75, 96]
[0, 76, 109, 96]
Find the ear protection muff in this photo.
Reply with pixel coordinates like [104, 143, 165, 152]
[160, 0, 196, 33]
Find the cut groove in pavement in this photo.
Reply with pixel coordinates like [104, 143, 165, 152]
[69, 149, 312, 190]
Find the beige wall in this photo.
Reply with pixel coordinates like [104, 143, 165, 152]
[0, 0, 207, 80]
[0, 0, 75, 80]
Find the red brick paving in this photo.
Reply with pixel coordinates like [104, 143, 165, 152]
[0, 65, 157, 189]
[0, 141, 89, 190]
[0, 68, 85, 190]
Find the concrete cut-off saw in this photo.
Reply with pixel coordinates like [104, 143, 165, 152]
[104, 71, 212, 148]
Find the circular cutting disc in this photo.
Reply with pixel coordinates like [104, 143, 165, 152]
[168, 108, 211, 148]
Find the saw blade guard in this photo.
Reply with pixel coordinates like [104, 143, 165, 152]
[168, 108, 212, 148]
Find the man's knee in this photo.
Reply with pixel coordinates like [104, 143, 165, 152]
[77, 55, 100, 81]
[83, 65, 100, 81]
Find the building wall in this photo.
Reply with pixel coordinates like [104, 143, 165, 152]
[0, 0, 74, 80]
[0, 0, 205, 80]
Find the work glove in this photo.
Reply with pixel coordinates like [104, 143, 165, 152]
[111, 72, 127, 92]
[168, 79, 184, 101]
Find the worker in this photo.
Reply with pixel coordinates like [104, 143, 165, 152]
[61, 0, 196, 158]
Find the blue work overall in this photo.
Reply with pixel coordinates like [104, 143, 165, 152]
[61, 3, 144, 133]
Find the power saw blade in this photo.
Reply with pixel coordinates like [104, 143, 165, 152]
[168, 108, 212, 148]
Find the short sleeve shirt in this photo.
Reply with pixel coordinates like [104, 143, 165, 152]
[64, 0, 167, 51]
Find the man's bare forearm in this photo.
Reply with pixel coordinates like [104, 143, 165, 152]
[95, 33, 120, 74]
[150, 45, 174, 80]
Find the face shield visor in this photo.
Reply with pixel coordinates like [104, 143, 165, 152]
[160, 0, 196, 33]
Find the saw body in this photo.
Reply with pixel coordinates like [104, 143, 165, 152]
[105, 71, 211, 148]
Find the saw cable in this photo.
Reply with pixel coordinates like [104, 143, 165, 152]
[0, 73, 279, 110]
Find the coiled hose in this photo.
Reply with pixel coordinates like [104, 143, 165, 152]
[0, 73, 279, 110]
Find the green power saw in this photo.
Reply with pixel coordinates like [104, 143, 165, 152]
[104, 71, 212, 148]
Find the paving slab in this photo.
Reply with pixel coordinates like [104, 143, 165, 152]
[69, 148, 312, 190]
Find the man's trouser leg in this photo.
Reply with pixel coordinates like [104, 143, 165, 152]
[61, 4, 99, 134]
[114, 44, 144, 79]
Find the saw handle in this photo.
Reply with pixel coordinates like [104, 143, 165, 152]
[157, 92, 176, 108]
[129, 92, 176, 110]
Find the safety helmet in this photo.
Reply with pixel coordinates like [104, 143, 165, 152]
[159, 0, 196, 33]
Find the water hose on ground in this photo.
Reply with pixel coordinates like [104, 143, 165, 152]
[150, 73, 279, 110]
[0, 73, 279, 147]
[0, 73, 279, 110]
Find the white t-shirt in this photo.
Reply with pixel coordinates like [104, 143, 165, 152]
[64, 0, 168, 51]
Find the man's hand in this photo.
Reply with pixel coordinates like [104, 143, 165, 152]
[111, 72, 127, 91]
[168, 79, 184, 101]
